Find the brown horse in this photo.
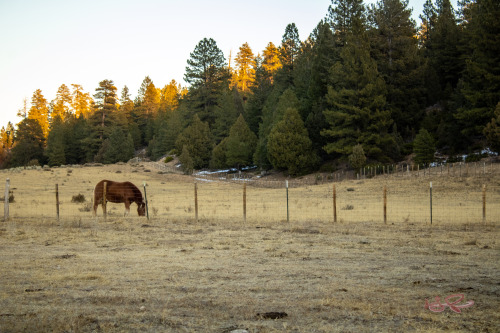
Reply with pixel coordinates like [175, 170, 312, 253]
[93, 180, 146, 216]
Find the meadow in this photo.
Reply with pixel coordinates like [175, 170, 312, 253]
[0, 162, 499, 332]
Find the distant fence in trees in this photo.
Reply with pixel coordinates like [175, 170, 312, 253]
[2, 160, 500, 225]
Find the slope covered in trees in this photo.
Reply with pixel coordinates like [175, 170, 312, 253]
[1, 0, 498, 175]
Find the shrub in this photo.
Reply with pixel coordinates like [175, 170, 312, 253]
[71, 194, 86, 203]
[27, 159, 40, 167]
[164, 156, 174, 163]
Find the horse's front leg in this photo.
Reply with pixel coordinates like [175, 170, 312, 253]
[124, 200, 131, 216]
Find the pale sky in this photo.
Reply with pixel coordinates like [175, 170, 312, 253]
[0, 0, 426, 130]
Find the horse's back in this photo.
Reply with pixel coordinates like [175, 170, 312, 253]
[94, 180, 141, 202]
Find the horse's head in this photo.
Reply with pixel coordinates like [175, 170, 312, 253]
[137, 202, 146, 216]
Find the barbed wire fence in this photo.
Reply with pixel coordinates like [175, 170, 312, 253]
[2, 160, 500, 224]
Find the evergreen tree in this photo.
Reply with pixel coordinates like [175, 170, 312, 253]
[419, 0, 437, 46]
[413, 128, 435, 165]
[254, 88, 300, 169]
[294, 21, 337, 161]
[210, 138, 228, 169]
[0, 123, 14, 167]
[454, 0, 500, 143]
[28, 89, 50, 139]
[99, 127, 134, 164]
[225, 114, 257, 168]
[184, 38, 227, 125]
[368, 0, 426, 140]
[175, 115, 213, 169]
[212, 86, 243, 143]
[261, 42, 282, 83]
[71, 84, 92, 118]
[63, 114, 89, 164]
[10, 118, 46, 166]
[159, 80, 181, 112]
[246, 54, 273, 135]
[232, 42, 256, 96]
[45, 115, 66, 166]
[329, 0, 366, 47]
[323, 22, 396, 162]
[426, 0, 463, 97]
[84, 79, 119, 161]
[484, 103, 500, 153]
[52, 84, 72, 121]
[267, 107, 315, 175]
[276, 23, 301, 86]
[280, 23, 301, 71]
[179, 145, 194, 174]
[119, 85, 134, 123]
[348, 144, 366, 172]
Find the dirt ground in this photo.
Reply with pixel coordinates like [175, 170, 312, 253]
[0, 216, 498, 332]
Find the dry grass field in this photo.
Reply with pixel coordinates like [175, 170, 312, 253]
[0, 163, 499, 332]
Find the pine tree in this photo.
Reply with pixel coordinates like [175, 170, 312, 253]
[184, 38, 227, 125]
[52, 84, 72, 121]
[71, 84, 92, 118]
[225, 114, 257, 168]
[100, 127, 134, 164]
[427, 0, 463, 97]
[348, 144, 366, 172]
[63, 114, 89, 164]
[159, 80, 181, 112]
[119, 86, 134, 123]
[179, 145, 194, 175]
[262, 42, 282, 82]
[210, 138, 228, 169]
[212, 86, 243, 143]
[175, 115, 213, 169]
[322, 21, 396, 162]
[45, 115, 66, 166]
[254, 88, 300, 169]
[484, 103, 500, 153]
[368, 0, 426, 140]
[329, 0, 365, 47]
[280, 23, 301, 71]
[84, 79, 119, 161]
[267, 107, 315, 176]
[419, 0, 437, 46]
[10, 118, 46, 166]
[413, 128, 435, 165]
[28, 89, 50, 139]
[246, 54, 272, 135]
[454, 0, 500, 143]
[232, 43, 256, 95]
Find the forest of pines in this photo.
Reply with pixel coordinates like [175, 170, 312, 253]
[1, 0, 499, 176]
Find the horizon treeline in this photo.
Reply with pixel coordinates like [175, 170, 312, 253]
[1, 0, 499, 175]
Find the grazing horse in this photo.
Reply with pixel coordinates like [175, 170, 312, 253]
[93, 180, 146, 217]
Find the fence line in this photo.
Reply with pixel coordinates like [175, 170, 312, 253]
[192, 160, 500, 188]
[2, 177, 499, 225]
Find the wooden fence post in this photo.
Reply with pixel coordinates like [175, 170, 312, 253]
[4, 178, 10, 221]
[194, 182, 198, 222]
[243, 182, 247, 223]
[143, 182, 149, 220]
[482, 184, 486, 223]
[333, 184, 337, 223]
[429, 182, 433, 225]
[383, 186, 387, 224]
[103, 181, 107, 221]
[286, 180, 289, 223]
[55, 184, 60, 222]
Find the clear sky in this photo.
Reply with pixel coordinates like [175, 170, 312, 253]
[0, 0, 426, 130]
